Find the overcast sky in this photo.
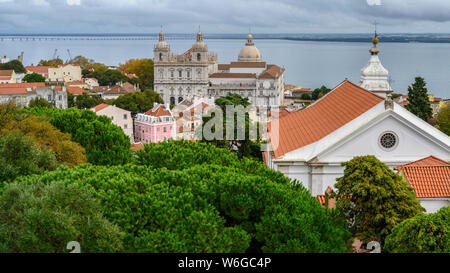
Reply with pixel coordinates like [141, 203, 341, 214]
[1, 0, 450, 34]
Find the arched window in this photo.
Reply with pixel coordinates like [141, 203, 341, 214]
[197, 53, 201, 61]
[170, 97, 175, 105]
[178, 97, 183, 103]
[159, 53, 163, 61]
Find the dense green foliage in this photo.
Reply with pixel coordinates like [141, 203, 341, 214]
[1, 113, 87, 167]
[405, 77, 433, 121]
[311, 86, 331, 100]
[0, 60, 26, 73]
[112, 89, 163, 116]
[73, 93, 105, 110]
[38, 58, 63, 67]
[384, 207, 450, 253]
[24, 107, 131, 165]
[28, 97, 53, 108]
[436, 105, 450, 136]
[0, 181, 123, 253]
[300, 93, 311, 100]
[16, 141, 352, 253]
[118, 58, 154, 88]
[334, 156, 424, 247]
[0, 134, 57, 183]
[23, 73, 46, 83]
[83, 67, 136, 86]
[199, 94, 262, 160]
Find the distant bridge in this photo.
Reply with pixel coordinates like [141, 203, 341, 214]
[0, 35, 198, 42]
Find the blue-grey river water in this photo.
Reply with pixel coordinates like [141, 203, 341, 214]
[1, 38, 449, 98]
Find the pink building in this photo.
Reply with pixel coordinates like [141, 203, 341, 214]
[134, 104, 176, 143]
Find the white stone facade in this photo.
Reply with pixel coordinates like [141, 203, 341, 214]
[153, 31, 285, 107]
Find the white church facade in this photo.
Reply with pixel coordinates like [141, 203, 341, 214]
[153, 30, 285, 107]
[265, 33, 450, 212]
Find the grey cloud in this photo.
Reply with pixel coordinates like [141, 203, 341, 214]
[0, 0, 450, 33]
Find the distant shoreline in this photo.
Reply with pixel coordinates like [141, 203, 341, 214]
[1, 33, 450, 43]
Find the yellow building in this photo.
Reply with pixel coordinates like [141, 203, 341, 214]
[48, 64, 82, 83]
[0, 70, 16, 84]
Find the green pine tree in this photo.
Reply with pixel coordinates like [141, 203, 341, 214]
[405, 77, 432, 121]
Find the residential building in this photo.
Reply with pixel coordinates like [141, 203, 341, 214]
[91, 104, 134, 141]
[395, 156, 450, 213]
[172, 97, 214, 140]
[134, 103, 176, 143]
[83, 78, 99, 89]
[0, 70, 16, 84]
[264, 33, 450, 197]
[25, 66, 52, 80]
[66, 81, 89, 89]
[48, 64, 82, 83]
[0, 83, 67, 108]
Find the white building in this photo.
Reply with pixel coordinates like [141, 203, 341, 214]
[0, 83, 68, 109]
[208, 34, 285, 106]
[153, 28, 218, 106]
[91, 104, 134, 141]
[265, 33, 450, 197]
[153, 30, 285, 107]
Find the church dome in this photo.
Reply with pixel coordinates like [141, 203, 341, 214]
[155, 28, 169, 52]
[359, 31, 392, 95]
[192, 30, 208, 52]
[238, 34, 262, 62]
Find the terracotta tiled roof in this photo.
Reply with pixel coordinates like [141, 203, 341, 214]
[66, 86, 89, 95]
[395, 156, 450, 198]
[0, 87, 35, 95]
[229, 62, 267, 68]
[270, 80, 384, 158]
[91, 103, 111, 112]
[258, 65, 284, 79]
[0, 70, 14, 77]
[209, 73, 257, 79]
[26, 66, 51, 73]
[0, 77, 11, 80]
[218, 64, 230, 70]
[66, 81, 85, 85]
[395, 156, 450, 171]
[402, 166, 450, 198]
[92, 86, 109, 92]
[103, 85, 129, 95]
[145, 104, 172, 117]
[131, 143, 144, 152]
[0, 82, 46, 88]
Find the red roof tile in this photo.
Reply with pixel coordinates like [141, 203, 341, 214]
[209, 73, 256, 79]
[0, 70, 14, 77]
[26, 66, 51, 73]
[229, 62, 267, 68]
[145, 104, 172, 117]
[66, 86, 89, 95]
[270, 80, 384, 158]
[0, 82, 46, 88]
[0, 87, 35, 95]
[131, 143, 144, 152]
[395, 156, 450, 198]
[259, 65, 284, 79]
[91, 103, 111, 112]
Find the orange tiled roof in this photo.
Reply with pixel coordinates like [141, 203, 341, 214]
[131, 143, 144, 152]
[209, 73, 257, 79]
[145, 104, 172, 117]
[91, 103, 110, 112]
[66, 81, 85, 85]
[395, 156, 449, 171]
[0, 82, 46, 88]
[395, 156, 450, 198]
[259, 65, 284, 79]
[66, 86, 89, 95]
[229, 62, 267, 68]
[0, 87, 36, 95]
[270, 80, 384, 158]
[0, 70, 14, 77]
[26, 66, 51, 73]
[218, 64, 230, 70]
